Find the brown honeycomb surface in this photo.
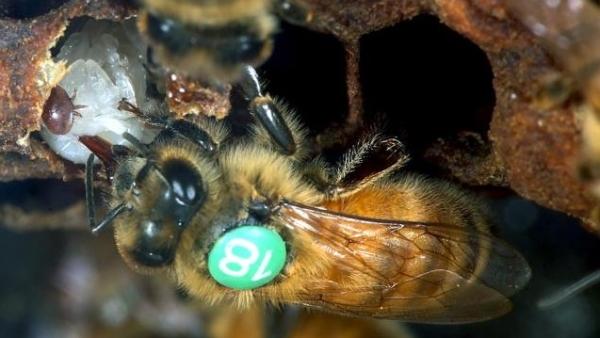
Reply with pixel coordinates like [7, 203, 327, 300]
[0, 0, 596, 234]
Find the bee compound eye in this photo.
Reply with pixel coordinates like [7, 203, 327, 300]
[207, 225, 287, 290]
[160, 160, 206, 225]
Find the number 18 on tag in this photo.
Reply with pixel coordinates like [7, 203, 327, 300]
[207, 225, 287, 290]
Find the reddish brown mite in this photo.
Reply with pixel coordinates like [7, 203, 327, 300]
[42, 86, 85, 135]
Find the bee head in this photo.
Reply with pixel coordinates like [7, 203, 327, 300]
[117, 156, 208, 269]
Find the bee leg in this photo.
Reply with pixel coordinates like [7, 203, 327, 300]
[165, 119, 218, 154]
[120, 132, 162, 185]
[84, 153, 128, 234]
[79, 135, 131, 182]
[274, 0, 313, 26]
[300, 157, 336, 193]
[80, 136, 133, 233]
[122, 132, 152, 157]
[144, 47, 167, 100]
[117, 98, 144, 116]
[117, 98, 219, 154]
[321, 133, 410, 197]
[239, 65, 297, 156]
[134, 117, 220, 154]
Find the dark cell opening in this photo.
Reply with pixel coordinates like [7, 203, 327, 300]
[0, 179, 83, 212]
[360, 15, 495, 155]
[49, 16, 91, 57]
[0, 0, 67, 19]
[257, 21, 348, 133]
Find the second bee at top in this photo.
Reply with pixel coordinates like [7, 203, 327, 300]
[136, 0, 311, 83]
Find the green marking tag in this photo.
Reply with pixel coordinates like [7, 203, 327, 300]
[207, 225, 286, 290]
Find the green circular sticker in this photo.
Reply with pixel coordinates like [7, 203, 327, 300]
[207, 225, 286, 290]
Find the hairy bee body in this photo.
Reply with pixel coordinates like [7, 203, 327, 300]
[173, 141, 326, 306]
[82, 67, 529, 323]
[137, 0, 277, 82]
[322, 176, 491, 227]
[298, 179, 499, 321]
[166, 140, 522, 322]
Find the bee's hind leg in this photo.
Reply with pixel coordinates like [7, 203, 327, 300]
[304, 133, 410, 198]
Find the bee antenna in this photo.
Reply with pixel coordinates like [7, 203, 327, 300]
[137, 161, 171, 190]
[85, 154, 97, 231]
[154, 167, 170, 187]
[122, 132, 169, 188]
[91, 203, 129, 234]
[86, 153, 130, 234]
[123, 132, 151, 158]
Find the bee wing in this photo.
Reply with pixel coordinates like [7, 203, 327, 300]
[502, 0, 600, 76]
[275, 201, 531, 324]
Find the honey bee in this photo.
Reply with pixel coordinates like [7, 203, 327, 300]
[500, 0, 600, 223]
[136, 0, 311, 82]
[42, 86, 85, 135]
[80, 67, 530, 323]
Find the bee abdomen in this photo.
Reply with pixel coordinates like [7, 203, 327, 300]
[145, 13, 272, 65]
